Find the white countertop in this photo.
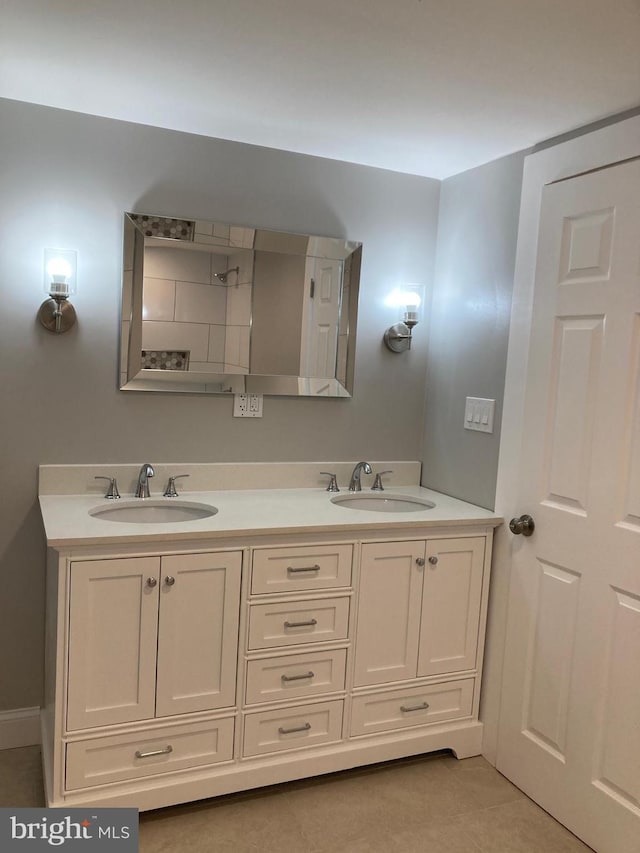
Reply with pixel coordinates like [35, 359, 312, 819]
[39, 485, 502, 547]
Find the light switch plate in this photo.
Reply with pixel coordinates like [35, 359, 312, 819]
[464, 397, 495, 433]
[233, 394, 263, 418]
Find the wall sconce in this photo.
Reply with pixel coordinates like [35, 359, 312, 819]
[38, 248, 77, 333]
[383, 284, 423, 352]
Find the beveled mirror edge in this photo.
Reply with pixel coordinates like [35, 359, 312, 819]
[119, 213, 362, 398]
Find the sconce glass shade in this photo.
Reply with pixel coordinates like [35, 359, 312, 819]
[385, 284, 422, 325]
[43, 248, 77, 297]
[39, 248, 78, 333]
[383, 283, 424, 352]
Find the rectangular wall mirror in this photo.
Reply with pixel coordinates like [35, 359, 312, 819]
[120, 213, 362, 397]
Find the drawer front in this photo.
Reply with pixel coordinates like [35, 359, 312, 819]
[350, 679, 474, 737]
[65, 717, 235, 791]
[245, 649, 347, 705]
[252, 545, 352, 595]
[243, 700, 343, 756]
[248, 597, 350, 650]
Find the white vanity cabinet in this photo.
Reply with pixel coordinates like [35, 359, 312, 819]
[66, 551, 242, 729]
[351, 535, 486, 738]
[353, 536, 485, 687]
[41, 521, 496, 811]
[44, 549, 242, 801]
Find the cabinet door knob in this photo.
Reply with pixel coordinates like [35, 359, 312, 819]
[164, 576, 176, 586]
[416, 557, 425, 567]
[428, 556, 438, 565]
[146, 577, 157, 588]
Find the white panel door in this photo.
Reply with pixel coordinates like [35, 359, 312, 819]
[497, 158, 640, 853]
[67, 557, 160, 730]
[155, 551, 241, 717]
[354, 541, 425, 686]
[417, 537, 485, 677]
[299, 256, 342, 378]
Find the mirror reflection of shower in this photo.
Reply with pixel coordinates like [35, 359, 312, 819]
[214, 266, 239, 283]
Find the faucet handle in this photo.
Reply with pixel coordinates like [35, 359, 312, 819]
[95, 476, 121, 500]
[320, 472, 340, 492]
[163, 474, 189, 498]
[371, 470, 393, 491]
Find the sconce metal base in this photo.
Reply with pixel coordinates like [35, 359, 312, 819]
[38, 298, 77, 333]
[383, 322, 412, 353]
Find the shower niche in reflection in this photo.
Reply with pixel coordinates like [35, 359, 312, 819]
[120, 213, 362, 397]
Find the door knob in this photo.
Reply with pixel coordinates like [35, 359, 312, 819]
[509, 514, 535, 537]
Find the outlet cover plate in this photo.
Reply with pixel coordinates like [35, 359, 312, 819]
[233, 394, 263, 418]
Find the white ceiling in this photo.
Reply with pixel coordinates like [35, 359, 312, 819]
[2, 0, 639, 179]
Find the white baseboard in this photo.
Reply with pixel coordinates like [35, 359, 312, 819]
[0, 707, 41, 750]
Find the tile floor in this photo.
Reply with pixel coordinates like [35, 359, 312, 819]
[0, 746, 594, 852]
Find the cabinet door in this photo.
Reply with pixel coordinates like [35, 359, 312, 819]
[67, 557, 160, 731]
[417, 537, 485, 678]
[155, 551, 242, 717]
[354, 541, 425, 687]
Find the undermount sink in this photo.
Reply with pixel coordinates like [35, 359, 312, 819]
[330, 494, 436, 513]
[89, 500, 218, 524]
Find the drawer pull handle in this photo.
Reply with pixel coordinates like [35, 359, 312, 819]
[284, 619, 318, 629]
[287, 565, 321, 573]
[281, 671, 315, 682]
[400, 702, 430, 713]
[278, 722, 312, 735]
[135, 745, 173, 759]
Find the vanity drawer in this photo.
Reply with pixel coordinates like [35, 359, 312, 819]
[248, 597, 350, 650]
[65, 717, 234, 791]
[350, 679, 474, 737]
[251, 544, 352, 595]
[243, 700, 343, 756]
[245, 649, 347, 705]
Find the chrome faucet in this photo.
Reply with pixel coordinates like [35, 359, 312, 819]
[135, 463, 155, 498]
[348, 461, 372, 492]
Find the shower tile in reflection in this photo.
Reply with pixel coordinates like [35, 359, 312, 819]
[226, 284, 252, 326]
[142, 321, 209, 362]
[143, 278, 176, 321]
[175, 281, 226, 324]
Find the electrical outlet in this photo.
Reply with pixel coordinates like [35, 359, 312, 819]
[248, 394, 262, 415]
[233, 394, 263, 418]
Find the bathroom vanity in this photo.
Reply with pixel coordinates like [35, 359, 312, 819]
[39, 462, 501, 811]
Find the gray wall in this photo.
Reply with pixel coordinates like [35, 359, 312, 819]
[421, 151, 525, 509]
[0, 98, 440, 711]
